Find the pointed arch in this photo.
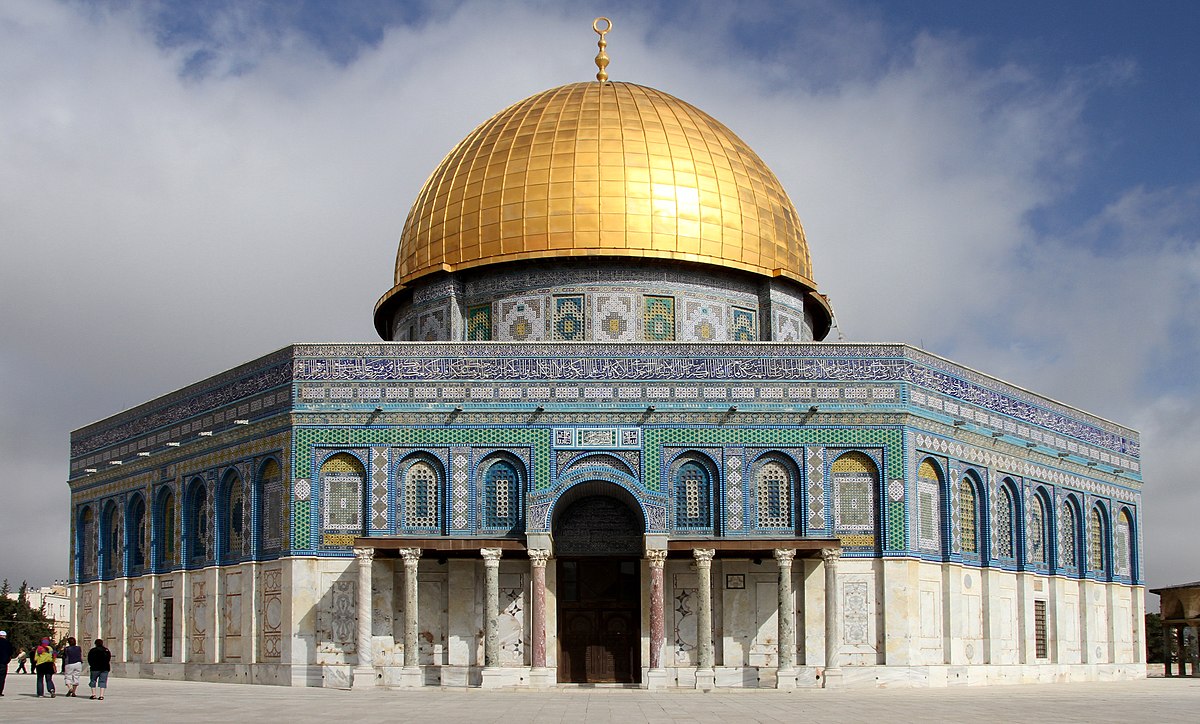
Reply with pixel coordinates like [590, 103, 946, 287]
[1114, 507, 1135, 579]
[1058, 495, 1081, 574]
[154, 486, 178, 571]
[1089, 502, 1109, 576]
[320, 452, 367, 537]
[399, 453, 444, 532]
[256, 457, 285, 555]
[831, 451, 878, 548]
[477, 452, 525, 534]
[993, 479, 1017, 561]
[219, 468, 246, 563]
[1026, 487, 1051, 567]
[127, 493, 147, 576]
[670, 452, 719, 533]
[77, 505, 96, 581]
[752, 453, 796, 530]
[185, 477, 211, 567]
[100, 499, 121, 578]
[958, 472, 982, 555]
[916, 457, 943, 554]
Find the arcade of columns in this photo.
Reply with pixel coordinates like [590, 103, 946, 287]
[349, 545, 844, 690]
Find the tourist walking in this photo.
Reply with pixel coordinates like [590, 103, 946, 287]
[33, 637, 56, 697]
[87, 638, 111, 700]
[60, 636, 83, 697]
[0, 630, 12, 696]
[15, 647, 28, 674]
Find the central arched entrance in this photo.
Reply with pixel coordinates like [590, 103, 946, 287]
[552, 487, 644, 684]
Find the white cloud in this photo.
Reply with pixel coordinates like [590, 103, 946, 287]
[0, 0, 1191, 592]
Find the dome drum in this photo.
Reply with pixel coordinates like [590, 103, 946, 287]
[375, 258, 828, 343]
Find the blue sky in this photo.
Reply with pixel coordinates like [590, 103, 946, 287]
[1, 0, 1197, 596]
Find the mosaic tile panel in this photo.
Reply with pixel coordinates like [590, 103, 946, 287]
[682, 300, 725, 342]
[806, 446, 826, 531]
[498, 296, 545, 342]
[643, 295, 675, 341]
[370, 447, 388, 531]
[450, 448, 470, 532]
[1028, 493, 1047, 565]
[552, 295, 585, 341]
[320, 454, 364, 535]
[466, 304, 492, 341]
[725, 449, 745, 531]
[1058, 500, 1077, 569]
[732, 307, 757, 341]
[994, 485, 1014, 559]
[592, 293, 636, 341]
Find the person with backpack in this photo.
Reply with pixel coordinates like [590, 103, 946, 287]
[33, 637, 56, 697]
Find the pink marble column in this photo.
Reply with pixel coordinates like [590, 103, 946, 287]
[528, 549, 551, 669]
[647, 549, 668, 670]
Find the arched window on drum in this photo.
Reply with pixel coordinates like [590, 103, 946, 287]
[674, 459, 714, 532]
[480, 459, 522, 533]
[321, 453, 366, 540]
[832, 452, 878, 549]
[403, 459, 441, 531]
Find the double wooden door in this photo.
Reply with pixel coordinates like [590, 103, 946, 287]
[557, 559, 640, 683]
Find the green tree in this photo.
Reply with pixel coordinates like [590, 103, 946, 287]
[0, 578, 10, 597]
[1147, 612, 1165, 663]
[0, 582, 54, 655]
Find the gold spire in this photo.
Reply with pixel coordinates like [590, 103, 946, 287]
[593, 17, 611, 82]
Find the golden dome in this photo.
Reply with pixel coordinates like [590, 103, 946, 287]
[385, 81, 817, 293]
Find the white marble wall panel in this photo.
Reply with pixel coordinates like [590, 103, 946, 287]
[670, 568, 699, 666]
[128, 581, 147, 661]
[223, 570, 243, 661]
[417, 571, 448, 665]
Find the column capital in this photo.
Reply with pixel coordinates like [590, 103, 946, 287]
[692, 548, 716, 568]
[528, 548, 552, 567]
[481, 547, 503, 566]
[353, 547, 375, 562]
[398, 547, 422, 563]
[646, 549, 668, 569]
[821, 547, 842, 566]
[773, 548, 797, 565]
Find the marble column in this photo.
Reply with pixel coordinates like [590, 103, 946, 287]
[1164, 624, 1173, 677]
[351, 547, 376, 689]
[480, 548, 504, 687]
[774, 548, 798, 689]
[398, 547, 422, 687]
[821, 547, 842, 688]
[645, 549, 669, 689]
[693, 548, 716, 691]
[528, 549, 553, 688]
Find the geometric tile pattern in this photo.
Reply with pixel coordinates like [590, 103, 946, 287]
[552, 295, 585, 341]
[724, 450, 744, 531]
[731, 307, 756, 341]
[451, 448, 470, 531]
[466, 304, 492, 341]
[370, 446, 388, 531]
[806, 446, 825, 531]
[644, 295, 675, 341]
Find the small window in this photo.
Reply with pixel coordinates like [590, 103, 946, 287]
[643, 296, 675, 341]
[1059, 502, 1077, 570]
[467, 304, 492, 341]
[755, 459, 792, 528]
[404, 460, 440, 529]
[959, 478, 978, 554]
[1034, 600, 1048, 659]
[162, 597, 175, 658]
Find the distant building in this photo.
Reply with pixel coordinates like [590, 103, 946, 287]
[67, 21, 1145, 689]
[7, 582, 70, 641]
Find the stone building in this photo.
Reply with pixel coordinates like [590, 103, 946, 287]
[67, 24, 1145, 689]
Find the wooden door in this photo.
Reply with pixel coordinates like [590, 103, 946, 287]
[557, 559, 640, 683]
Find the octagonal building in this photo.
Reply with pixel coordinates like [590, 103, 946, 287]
[67, 38, 1145, 690]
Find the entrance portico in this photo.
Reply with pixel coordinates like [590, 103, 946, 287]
[351, 531, 841, 690]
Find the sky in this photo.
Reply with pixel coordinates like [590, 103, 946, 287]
[1, 0, 1198, 601]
